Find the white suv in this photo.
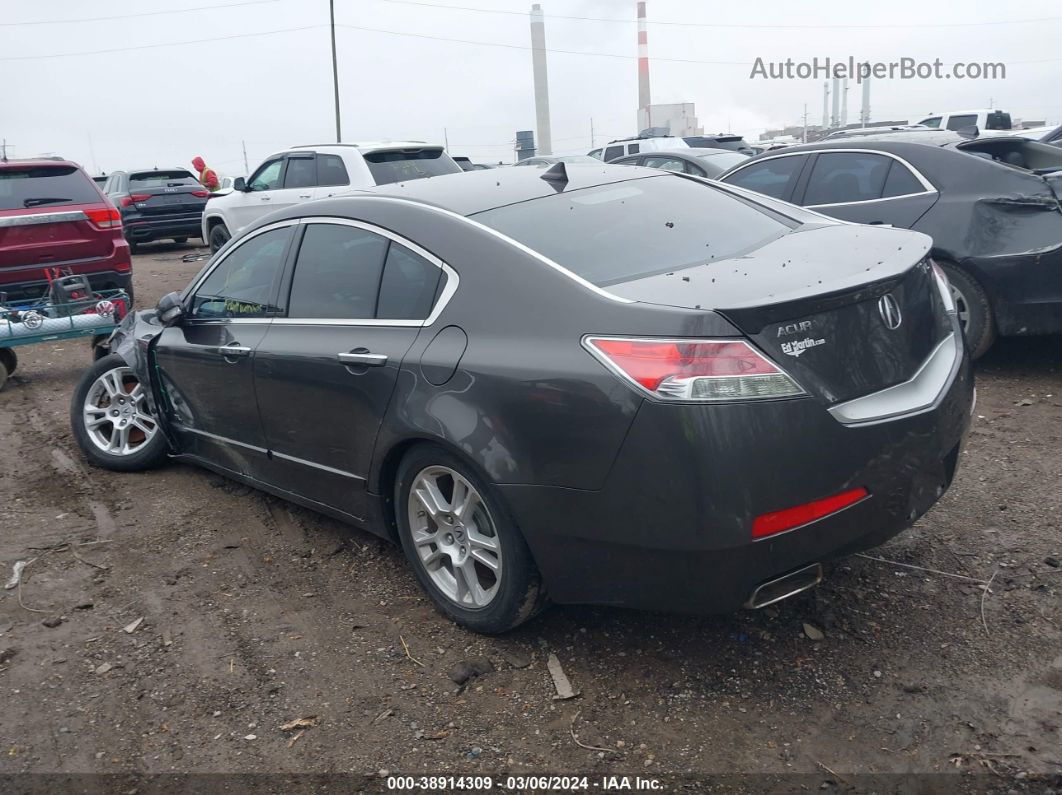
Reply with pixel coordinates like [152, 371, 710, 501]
[201, 142, 460, 251]
[588, 136, 690, 162]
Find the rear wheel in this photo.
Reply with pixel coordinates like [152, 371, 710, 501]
[173, 236, 188, 245]
[209, 223, 231, 253]
[939, 262, 995, 359]
[70, 354, 167, 471]
[0, 348, 15, 392]
[127, 238, 140, 254]
[394, 444, 547, 633]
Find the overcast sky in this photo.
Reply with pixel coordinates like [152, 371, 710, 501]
[2, 0, 1059, 175]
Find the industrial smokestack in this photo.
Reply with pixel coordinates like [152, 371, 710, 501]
[830, 77, 841, 128]
[860, 77, 871, 127]
[530, 4, 552, 156]
[637, 1, 651, 127]
[822, 82, 830, 129]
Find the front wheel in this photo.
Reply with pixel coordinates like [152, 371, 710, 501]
[208, 223, 230, 253]
[938, 262, 995, 359]
[70, 354, 167, 471]
[394, 445, 547, 633]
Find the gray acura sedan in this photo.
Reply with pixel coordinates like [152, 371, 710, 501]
[70, 164, 973, 633]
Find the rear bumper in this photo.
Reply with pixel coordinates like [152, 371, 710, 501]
[502, 350, 973, 614]
[0, 263, 132, 304]
[122, 212, 204, 242]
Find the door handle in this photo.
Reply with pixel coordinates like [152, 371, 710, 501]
[216, 344, 251, 358]
[337, 351, 388, 366]
[259, 196, 271, 201]
[298, 194, 312, 199]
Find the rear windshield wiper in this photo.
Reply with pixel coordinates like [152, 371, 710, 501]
[23, 197, 72, 207]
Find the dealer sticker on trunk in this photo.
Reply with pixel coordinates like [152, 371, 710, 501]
[780, 337, 826, 357]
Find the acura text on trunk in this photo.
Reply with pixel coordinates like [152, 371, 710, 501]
[0, 159, 130, 303]
[70, 164, 974, 633]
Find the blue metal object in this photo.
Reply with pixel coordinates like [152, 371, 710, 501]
[0, 289, 128, 350]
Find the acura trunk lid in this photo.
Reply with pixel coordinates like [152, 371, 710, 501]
[608, 224, 952, 403]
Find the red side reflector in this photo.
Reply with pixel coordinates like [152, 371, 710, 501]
[191, 189, 210, 198]
[752, 487, 869, 539]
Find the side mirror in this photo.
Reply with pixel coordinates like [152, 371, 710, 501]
[233, 177, 247, 191]
[156, 291, 184, 326]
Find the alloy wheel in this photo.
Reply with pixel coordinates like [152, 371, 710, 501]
[949, 283, 970, 332]
[82, 367, 158, 456]
[407, 465, 502, 609]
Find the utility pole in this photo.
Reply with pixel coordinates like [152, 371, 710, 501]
[242, 140, 249, 174]
[1, 138, 8, 161]
[590, 117, 595, 148]
[329, 0, 342, 143]
[802, 104, 808, 143]
[443, 127, 449, 150]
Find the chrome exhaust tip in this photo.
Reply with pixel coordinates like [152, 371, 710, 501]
[745, 562, 823, 609]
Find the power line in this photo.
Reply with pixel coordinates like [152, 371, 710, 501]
[375, 0, 1062, 30]
[0, 25, 324, 61]
[0, 0, 283, 27]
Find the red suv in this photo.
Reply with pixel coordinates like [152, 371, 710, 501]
[0, 159, 132, 303]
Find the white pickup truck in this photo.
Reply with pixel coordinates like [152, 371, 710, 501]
[915, 109, 1013, 135]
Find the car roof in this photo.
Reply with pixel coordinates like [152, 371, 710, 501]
[361, 163, 661, 217]
[0, 158, 80, 170]
[289, 141, 441, 152]
[683, 147, 744, 156]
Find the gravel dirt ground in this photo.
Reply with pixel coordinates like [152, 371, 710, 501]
[0, 243, 1060, 791]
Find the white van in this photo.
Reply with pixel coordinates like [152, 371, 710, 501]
[588, 136, 690, 162]
[916, 109, 1013, 135]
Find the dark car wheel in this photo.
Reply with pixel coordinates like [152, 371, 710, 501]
[939, 262, 995, 359]
[173, 236, 188, 245]
[71, 354, 167, 472]
[209, 223, 231, 253]
[394, 444, 547, 633]
[127, 238, 140, 254]
[0, 348, 16, 391]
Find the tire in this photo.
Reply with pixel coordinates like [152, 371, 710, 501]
[173, 236, 188, 245]
[939, 262, 995, 359]
[91, 335, 110, 361]
[394, 444, 547, 633]
[209, 223, 231, 253]
[0, 348, 17, 376]
[127, 238, 140, 254]
[70, 354, 167, 472]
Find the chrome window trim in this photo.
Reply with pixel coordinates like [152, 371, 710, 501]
[0, 210, 87, 228]
[828, 332, 961, 426]
[723, 148, 938, 205]
[354, 196, 634, 304]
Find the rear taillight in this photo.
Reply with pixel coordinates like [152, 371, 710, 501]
[84, 207, 122, 229]
[119, 193, 152, 207]
[752, 487, 869, 539]
[584, 337, 805, 401]
[191, 189, 210, 198]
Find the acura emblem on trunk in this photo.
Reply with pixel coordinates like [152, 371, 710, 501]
[878, 294, 902, 330]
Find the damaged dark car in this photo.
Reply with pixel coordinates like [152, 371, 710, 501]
[720, 138, 1062, 357]
[70, 165, 972, 633]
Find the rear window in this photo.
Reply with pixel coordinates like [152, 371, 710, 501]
[946, 114, 978, 132]
[129, 170, 198, 188]
[0, 165, 100, 210]
[364, 149, 460, 186]
[474, 175, 792, 287]
[986, 111, 1012, 131]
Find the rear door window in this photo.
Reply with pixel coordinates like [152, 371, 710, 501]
[316, 154, 349, 187]
[191, 226, 292, 319]
[287, 223, 390, 319]
[363, 149, 461, 186]
[802, 152, 891, 205]
[283, 156, 316, 189]
[0, 165, 101, 210]
[881, 160, 928, 198]
[603, 145, 624, 161]
[722, 155, 806, 200]
[946, 114, 978, 131]
[377, 244, 443, 320]
[628, 144, 640, 155]
[128, 170, 198, 188]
